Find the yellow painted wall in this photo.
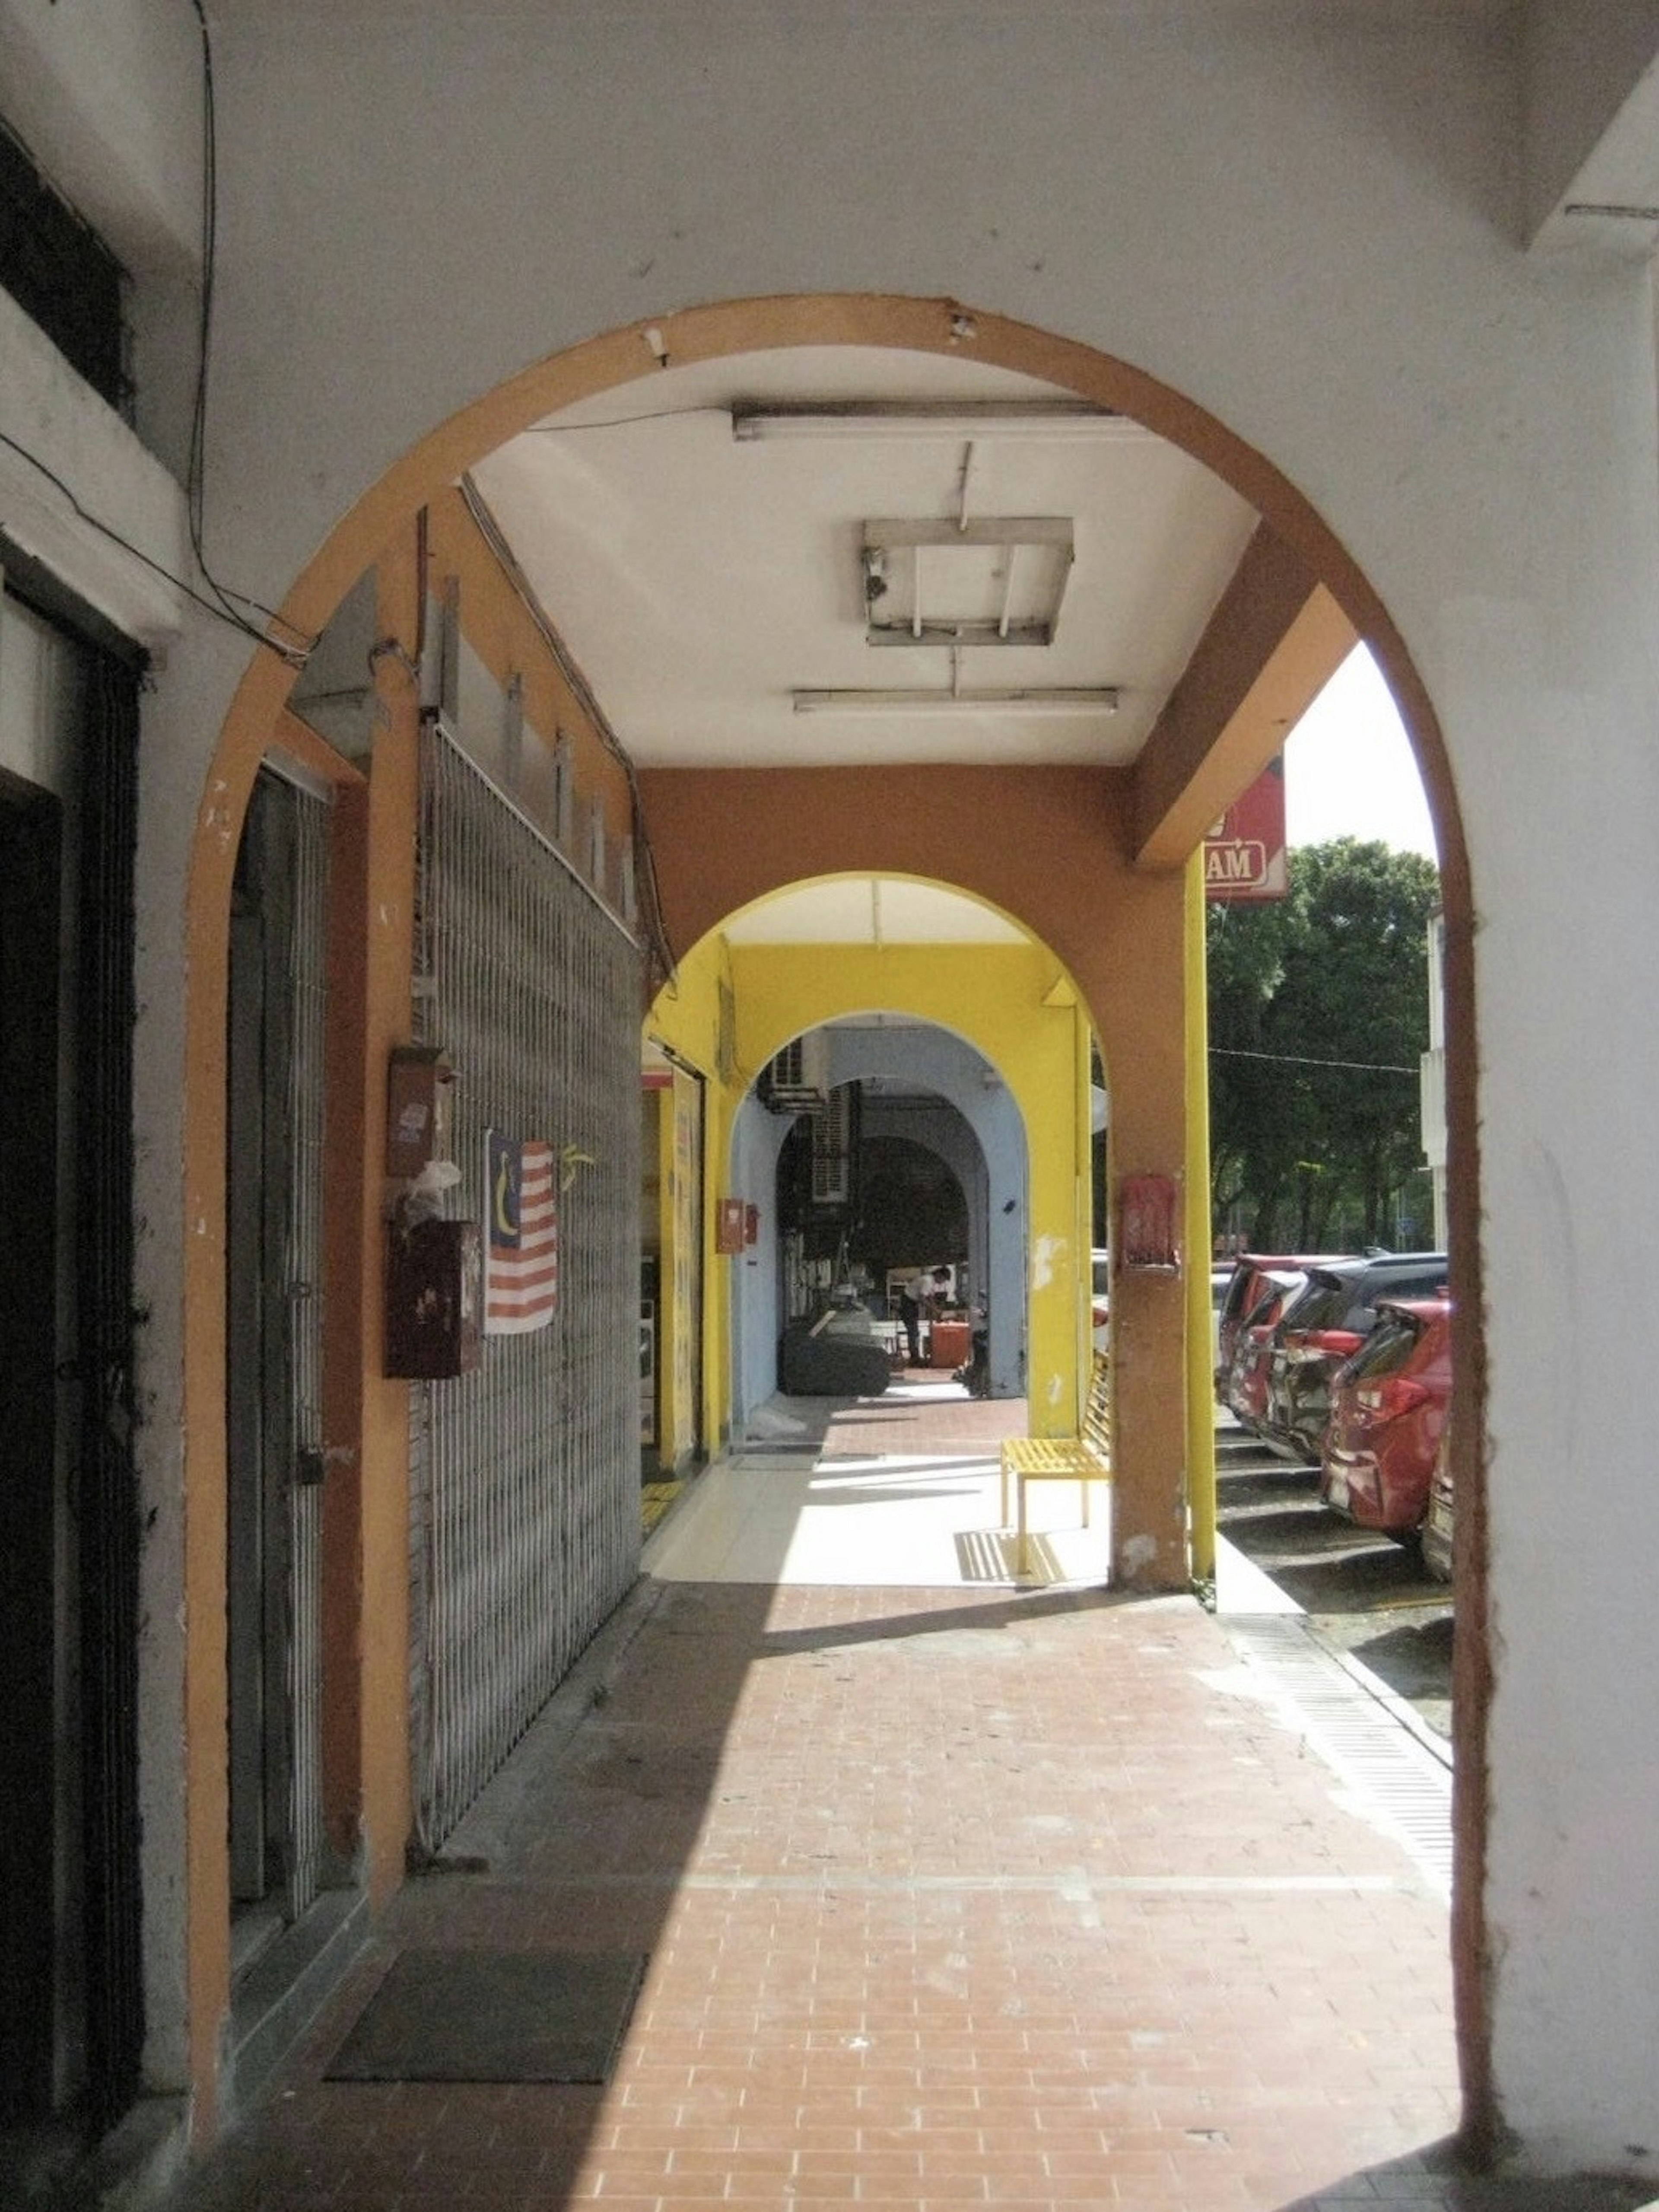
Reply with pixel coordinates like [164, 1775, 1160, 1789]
[645, 938, 734, 1454]
[651, 1068, 704, 1470]
[640, 766, 1195, 1588]
[708, 936, 1094, 1433]
[645, 924, 1104, 1443]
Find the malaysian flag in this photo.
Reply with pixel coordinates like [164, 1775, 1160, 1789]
[484, 1130, 559, 1335]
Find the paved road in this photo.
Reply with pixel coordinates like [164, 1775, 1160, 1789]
[1215, 1418, 1454, 1746]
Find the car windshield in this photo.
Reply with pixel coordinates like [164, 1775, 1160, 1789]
[1281, 1275, 1354, 1332]
[1345, 1314, 1421, 1379]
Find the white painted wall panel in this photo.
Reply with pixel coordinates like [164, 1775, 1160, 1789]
[88, 0, 1659, 2171]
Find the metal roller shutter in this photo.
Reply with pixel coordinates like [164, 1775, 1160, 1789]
[411, 721, 642, 1851]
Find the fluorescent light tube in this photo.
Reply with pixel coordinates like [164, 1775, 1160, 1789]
[733, 403, 1140, 442]
[791, 687, 1120, 716]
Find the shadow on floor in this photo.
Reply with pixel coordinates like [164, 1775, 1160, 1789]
[1347, 1609, 1456, 1681]
[1269, 1542, 1442, 1610]
[1279, 2139, 1655, 2209]
[1217, 1505, 1382, 1556]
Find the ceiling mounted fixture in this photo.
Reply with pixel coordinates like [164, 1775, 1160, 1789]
[862, 517, 1074, 648]
[791, 687, 1119, 716]
[730, 401, 1139, 441]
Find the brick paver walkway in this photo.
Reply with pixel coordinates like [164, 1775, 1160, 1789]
[161, 1398, 1652, 2210]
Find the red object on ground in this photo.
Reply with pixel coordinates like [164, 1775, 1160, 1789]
[930, 1319, 971, 1369]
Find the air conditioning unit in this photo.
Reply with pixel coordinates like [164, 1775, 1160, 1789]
[760, 1031, 830, 1113]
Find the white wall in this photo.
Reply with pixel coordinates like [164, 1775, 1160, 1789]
[12, 0, 1659, 2172]
[1, 0, 200, 2098]
[0, 0, 199, 274]
[1522, 0, 1659, 240]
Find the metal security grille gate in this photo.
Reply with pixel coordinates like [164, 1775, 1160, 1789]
[226, 766, 329, 1930]
[412, 722, 642, 1851]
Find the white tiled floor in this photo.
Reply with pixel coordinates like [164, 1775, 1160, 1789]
[644, 1445, 1116, 1587]
[642, 1386, 1280, 1602]
[645, 1372, 1119, 1592]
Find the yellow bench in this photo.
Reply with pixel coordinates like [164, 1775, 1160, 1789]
[1000, 1351, 1112, 1574]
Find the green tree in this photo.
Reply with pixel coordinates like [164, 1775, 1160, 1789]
[1208, 839, 1440, 1251]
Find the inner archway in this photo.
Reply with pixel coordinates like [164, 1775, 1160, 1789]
[736, 1016, 1029, 1419]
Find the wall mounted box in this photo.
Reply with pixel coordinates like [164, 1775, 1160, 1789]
[1118, 1172, 1180, 1273]
[385, 1215, 483, 1378]
[386, 1046, 453, 1179]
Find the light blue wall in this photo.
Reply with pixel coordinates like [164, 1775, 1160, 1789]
[729, 1098, 792, 1425]
[726, 1022, 1033, 1421]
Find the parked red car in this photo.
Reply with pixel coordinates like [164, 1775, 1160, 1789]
[1319, 1297, 1452, 1537]
[1223, 1274, 1305, 1434]
[1264, 1251, 1449, 1464]
[1421, 1424, 1455, 1581]
[1214, 1252, 1347, 1400]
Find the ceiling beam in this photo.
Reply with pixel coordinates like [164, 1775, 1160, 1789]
[1131, 523, 1356, 872]
[1521, 6, 1659, 255]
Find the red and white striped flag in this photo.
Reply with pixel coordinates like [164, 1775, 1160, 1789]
[484, 1130, 559, 1335]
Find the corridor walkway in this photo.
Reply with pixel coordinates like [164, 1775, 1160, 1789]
[167, 1385, 1649, 2212]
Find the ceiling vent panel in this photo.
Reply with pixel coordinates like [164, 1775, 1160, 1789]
[861, 518, 1074, 648]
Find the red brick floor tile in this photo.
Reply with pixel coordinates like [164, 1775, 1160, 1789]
[157, 1563, 1493, 2212]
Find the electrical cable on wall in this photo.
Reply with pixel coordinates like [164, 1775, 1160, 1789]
[0, 425, 307, 652]
[0, 10, 311, 665]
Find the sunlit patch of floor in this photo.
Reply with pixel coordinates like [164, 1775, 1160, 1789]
[643, 1445, 1112, 1588]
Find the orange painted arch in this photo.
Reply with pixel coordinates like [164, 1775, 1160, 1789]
[187, 293, 1486, 2147]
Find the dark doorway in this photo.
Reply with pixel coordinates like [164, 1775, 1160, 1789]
[0, 573, 143, 2150]
[0, 769, 64, 2126]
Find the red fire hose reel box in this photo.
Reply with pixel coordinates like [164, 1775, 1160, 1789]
[1118, 1173, 1180, 1273]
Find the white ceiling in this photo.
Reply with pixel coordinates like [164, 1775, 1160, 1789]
[723, 877, 1029, 946]
[469, 346, 1258, 773]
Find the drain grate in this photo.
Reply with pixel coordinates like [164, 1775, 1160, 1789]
[1220, 1615, 1452, 1895]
